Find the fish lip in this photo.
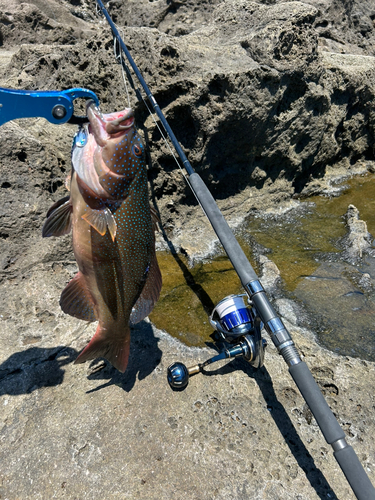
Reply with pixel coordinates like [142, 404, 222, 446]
[86, 100, 135, 133]
[86, 99, 104, 120]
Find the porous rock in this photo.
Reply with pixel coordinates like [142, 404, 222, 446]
[1, 257, 375, 499]
[1, 0, 375, 252]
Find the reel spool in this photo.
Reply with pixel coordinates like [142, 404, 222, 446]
[209, 294, 258, 343]
[167, 294, 266, 390]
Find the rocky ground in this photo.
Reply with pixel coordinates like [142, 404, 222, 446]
[1, 0, 375, 499]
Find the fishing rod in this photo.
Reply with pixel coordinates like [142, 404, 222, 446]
[94, 1, 375, 498]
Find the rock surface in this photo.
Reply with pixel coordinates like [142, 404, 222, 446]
[1, 1, 375, 499]
[1, 257, 375, 500]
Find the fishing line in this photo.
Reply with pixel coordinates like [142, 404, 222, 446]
[94, 0, 195, 180]
[141, 93, 210, 221]
[113, 29, 131, 108]
[141, 95, 190, 183]
[134, 87, 206, 215]
[139, 92, 210, 220]
[96, 7, 207, 217]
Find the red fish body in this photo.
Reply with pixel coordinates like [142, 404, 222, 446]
[43, 101, 162, 372]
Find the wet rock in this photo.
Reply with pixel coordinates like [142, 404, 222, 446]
[258, 254, 281, 295]
[358, 272, 374, 290]
[344, 266, 375, 296]
[275, 298, 299, 326]
[341, 204, 373, 262]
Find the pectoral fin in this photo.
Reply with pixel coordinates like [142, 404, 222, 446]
[42, 196, 72, 237]
[130, 249, 162, 325]
[82, 206, 117, 241]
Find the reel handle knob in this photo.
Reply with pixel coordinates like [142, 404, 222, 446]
[167, 362, 201, 390]
[167, 362, 190, 389]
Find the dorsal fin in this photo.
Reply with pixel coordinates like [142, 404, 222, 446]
[60, 271, 97, 322]
[42, 196, 72, 237]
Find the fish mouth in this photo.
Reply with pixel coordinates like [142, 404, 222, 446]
[86, 100, 135, 142]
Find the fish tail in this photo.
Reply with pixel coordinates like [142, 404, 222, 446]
[74, 325, 130, 373]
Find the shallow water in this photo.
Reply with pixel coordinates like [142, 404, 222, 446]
[294, 261, 375, 360]
[149, 251, 244, 347]
[150, 174, 375, 361]
[249, 174, 375, 291]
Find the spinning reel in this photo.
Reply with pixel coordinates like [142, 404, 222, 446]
[167, 294, 267, 390]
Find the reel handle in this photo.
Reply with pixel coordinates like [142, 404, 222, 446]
[167, 337, 259, 390]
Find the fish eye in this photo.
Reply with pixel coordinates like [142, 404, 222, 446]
[132, 144, 143, 157]
[73, 127, 87, 148]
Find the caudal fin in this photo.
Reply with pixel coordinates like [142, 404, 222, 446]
[75, 325, 130, 373]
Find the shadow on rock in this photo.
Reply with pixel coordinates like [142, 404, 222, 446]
[201, 358, 338, 500]
[0, 346, 77, 396]
[86, 320, 162, 393]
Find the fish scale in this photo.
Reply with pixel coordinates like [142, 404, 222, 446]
[42, 101, 162, 372]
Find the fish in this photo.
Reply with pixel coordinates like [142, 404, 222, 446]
[42, 100, 162, 372]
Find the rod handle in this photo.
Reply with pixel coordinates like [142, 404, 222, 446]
[334, 445, 375, 500]
[289, 361, 375, 499]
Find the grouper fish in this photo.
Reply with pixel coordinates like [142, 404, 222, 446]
[42, 100, 162, 372]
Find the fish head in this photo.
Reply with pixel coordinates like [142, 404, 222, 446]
[87, 100, 145, 178]
[72, 101, 146, 200]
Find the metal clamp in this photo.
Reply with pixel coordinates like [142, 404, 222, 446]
[0, 87, 100, 126]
